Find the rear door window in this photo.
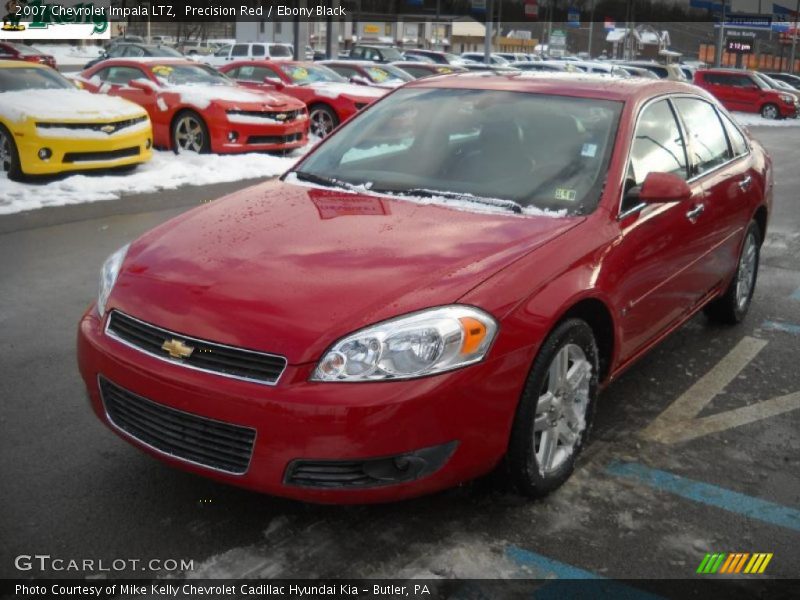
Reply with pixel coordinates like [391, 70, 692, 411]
[673, 98, 731, 175]
[719, 112, 748, 157]
[628, 99, 688, 190]
[231, 44, 248, 57]
[251, 44, 266, 57]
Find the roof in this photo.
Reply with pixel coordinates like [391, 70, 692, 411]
[406, 71, 699, 102]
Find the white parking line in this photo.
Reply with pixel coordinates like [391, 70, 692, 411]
[640, 336, 800, 444]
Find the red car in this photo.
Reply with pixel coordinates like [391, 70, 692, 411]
[390, 61, 469, 79]
[694, 68, 798, 119]
[78, 75, 771, 504]
[218, 60, 386, 138]
[320, 60, 414, 89]
[78, 59, 308, 154]
[0, 42, 56, 69]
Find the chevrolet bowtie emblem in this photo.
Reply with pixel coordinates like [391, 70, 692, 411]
[161, 338, 194, 359]
[275, 113, 288, 121]
[100, 124, 116, 134]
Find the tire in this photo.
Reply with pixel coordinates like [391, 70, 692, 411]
[171, 111, 210, 154]
[760, 103, 779, 120]
[0, 123, 22, 181]
[704, 220, 761, 324]
[506, 318, 599, 498]
[308, 104, 339, 138]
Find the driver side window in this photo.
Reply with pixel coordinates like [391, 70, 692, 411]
[624, 99, 688, 212]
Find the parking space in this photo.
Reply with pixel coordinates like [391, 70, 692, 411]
[0, 126, 798, 588]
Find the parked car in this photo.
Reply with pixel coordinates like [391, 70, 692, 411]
[77, 74, 771, 503]
[200, 42, 294, 67]
[751, 71, 800, 106]
[346, 45, 405, 63]
[77, 59, 308, 153]
[219, 60, 386, 138]
[401, 49, 471, 65]
[176, 39, 221, 56]
[320, 60, 414, 88]
[106, 35, 145, 48]
[496, 52, 531, 63]
[461, 52, 510, 65]
[0, 60, 151, 179]
[508, 61, 567, 72]
[461, 63, 520, 74]
[694, 68, 798, 119]
[766, 72, 800, 90]
[573, 61, 631, 78]
[619, 61, 687, 81]
[84, 44, 183, 69]
[390, 61, 468, 79]
[0, 42, 56, 69]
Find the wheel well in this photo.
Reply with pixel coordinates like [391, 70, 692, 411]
[753, 205, 768, 246]
[558, 299, 615, 383]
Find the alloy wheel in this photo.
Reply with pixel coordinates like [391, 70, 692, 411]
[761, 104, 779, 120]
[735, 230, 758, 311]
[309, 108, 336, 138]
[533, 343, 592, 475]
[174, 115, 206, 153]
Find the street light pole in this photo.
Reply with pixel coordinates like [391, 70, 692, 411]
[790, 0, 799, 74]
[587, 0, 595, 57]
[484, 0, 494, 64]
[716, 0, 726, 67]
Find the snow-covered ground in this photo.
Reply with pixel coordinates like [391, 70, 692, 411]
[0, 146, 314, 215]
[732, 112, 800, 127]
[32, 43, 103, 67]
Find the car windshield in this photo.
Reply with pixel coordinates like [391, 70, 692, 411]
[269, 44, 293, 58]
[10, 43, 43, 56]
[0, 67, 73, 92]
[377, 47, 404, 61]
[151, 46, 182, 57]
[279, 63, 346, 84]
[365, 64, 413, 83]
[150, 64, 232, 86]
[293, 88, 622, 215]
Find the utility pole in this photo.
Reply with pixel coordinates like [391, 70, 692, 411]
[715, 0, 726, 67]
[790, 0, 799, 74]
[484, 0, 494, 64]
[587, 0, 595, 57]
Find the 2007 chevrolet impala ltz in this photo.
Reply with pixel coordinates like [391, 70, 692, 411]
[77, 73, 771, 503]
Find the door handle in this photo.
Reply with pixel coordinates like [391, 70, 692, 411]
[686, 203, 705, 222]
[738, 175, 752, 191]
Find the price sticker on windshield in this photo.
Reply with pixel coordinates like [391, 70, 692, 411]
[152, 65, 173, 77]
[555, 188, 578, 202]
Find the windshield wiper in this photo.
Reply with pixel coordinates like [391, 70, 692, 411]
[374, 187, 524, 214]
[291, 171, 358, 191]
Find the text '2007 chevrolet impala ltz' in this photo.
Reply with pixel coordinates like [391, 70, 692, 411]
[77, 73, 771, 503]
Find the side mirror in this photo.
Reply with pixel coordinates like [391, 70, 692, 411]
[350, 75, 369, 86]
[263, 77, 284, 90]
[638, 172, 691, 204]
[129, 79, 154, 94]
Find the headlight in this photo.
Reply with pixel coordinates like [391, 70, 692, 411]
[97, 244, 129, 317]
[312, 306, 498, 382]
[780, 94, 794, 104]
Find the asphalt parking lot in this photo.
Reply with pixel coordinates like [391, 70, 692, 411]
[0, 127, 798, 588]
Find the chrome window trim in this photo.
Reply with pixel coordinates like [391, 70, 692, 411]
[104, 310, 287, 387]
[98, 375, 256, 476]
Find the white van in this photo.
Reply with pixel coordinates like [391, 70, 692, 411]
[200, 42, 294, 66]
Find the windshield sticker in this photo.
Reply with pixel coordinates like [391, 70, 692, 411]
[367, 68, 390, 82]
[151, 65, 173, 77]
[581, 143, 598, 158]
[290, 66, 309, 80]
[555, 188, 578, 202]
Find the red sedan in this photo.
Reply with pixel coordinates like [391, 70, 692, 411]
[320, 60, 414, 89]
[0, 42, 56, 69]
[78, 74, 771, 503]
[219, 60, 386, 138]
[78, 58, 308, 154]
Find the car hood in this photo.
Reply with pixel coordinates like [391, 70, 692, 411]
[0, 88, 145, 124]
[306, 82, 386, 102]
[164, 84, 305, 110]
[110, 181, 580, 365]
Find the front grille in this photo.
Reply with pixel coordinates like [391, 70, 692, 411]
[246, 132, 304, 145]
[227, 108, 303, 122]
[63, 147, 140, 163]
[106, 311, 287, 385]
[285, 442, 458, 489]
[100, 377, 255, 474]
[37, 116, 148, 134]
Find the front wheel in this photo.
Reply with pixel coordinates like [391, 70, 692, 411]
[308, 104, 339, 138]
[172, 111, 210, 154]
[0, 124, 22, 181]
[506, 319, 599, 498]
[704, 220, 761, 324]
[761, 103, 780, 120]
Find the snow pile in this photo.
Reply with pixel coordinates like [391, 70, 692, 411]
[732, 112, 800, 127]
[0, 89, 144, 123]
[0, 145, 315, 215]
[32, 43, 103, 66]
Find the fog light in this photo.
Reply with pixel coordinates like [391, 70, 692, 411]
[38, 148, 52, 160]
[145, 138, 152, 149]
[228, 131, 239, 142]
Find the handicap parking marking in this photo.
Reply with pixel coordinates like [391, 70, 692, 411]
[762, 320, 800, 336]
[639, 336, 800, 444]
[606, 461, 800, 533]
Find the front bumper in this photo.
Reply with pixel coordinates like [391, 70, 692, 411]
[211, 115, 309, 154]
[77, 308, 527, 503]
[14, 120, 152, 176]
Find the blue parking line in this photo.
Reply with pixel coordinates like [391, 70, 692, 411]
[762, 320, 800, 335]
[606, 461, 800, 532]
[504, 546, 663, 598]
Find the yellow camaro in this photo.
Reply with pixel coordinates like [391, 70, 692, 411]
[0, 60, 152, 179]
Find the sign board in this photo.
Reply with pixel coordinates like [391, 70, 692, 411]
[725, 36, 754, 53]
[715, 13, 772, 30]
[549, 29, 567, 57]
[524, 0, 538, 19]
[471, 0, 487, 12]
[363, 24, 382, 35]
[567, 8, 580, 28]
[604, 18, 615, 31]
